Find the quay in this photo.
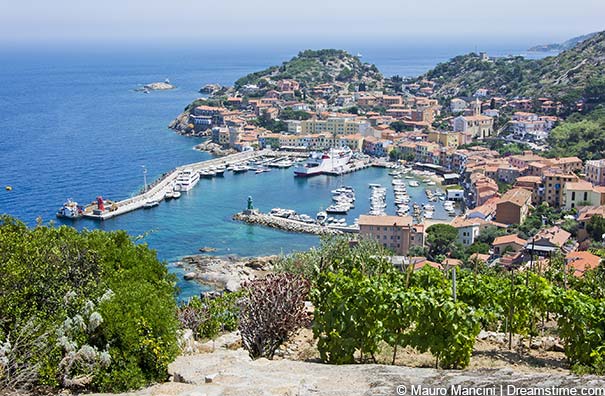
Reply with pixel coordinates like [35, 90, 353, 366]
[233, 210, 352, 236]
[83, 149, 271, 220]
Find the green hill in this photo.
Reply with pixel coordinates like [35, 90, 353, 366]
[234, 49, 383, 91]
[528, 32, 598, 52]
[422, 31, 605, 103]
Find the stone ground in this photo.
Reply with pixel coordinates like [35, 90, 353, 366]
[92, 330, 605, 396]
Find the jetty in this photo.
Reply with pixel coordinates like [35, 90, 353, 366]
[83, 150, 270, 220]
[233, 210, 348, 236]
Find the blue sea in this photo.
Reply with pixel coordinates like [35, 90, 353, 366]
[0, 41, 552, 298]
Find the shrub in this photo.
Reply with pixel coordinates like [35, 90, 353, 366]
[238, 274, 310, 359]
[177, 293, 240, 340]
[0, 216, 180, 393]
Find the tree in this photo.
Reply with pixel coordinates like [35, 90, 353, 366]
[426, 224, 459, 258]
[587, 215, 605, 242]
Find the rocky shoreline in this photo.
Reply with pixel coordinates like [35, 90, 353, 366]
[178, 254, 278, 293]
[194, 140, 236, 156]
[233, 211, 343, 236]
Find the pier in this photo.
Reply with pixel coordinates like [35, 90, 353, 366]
[83, 150, 270, 220]
[233, 210, 348, 236]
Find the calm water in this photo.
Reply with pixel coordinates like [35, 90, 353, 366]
[0, 42, 548, 298]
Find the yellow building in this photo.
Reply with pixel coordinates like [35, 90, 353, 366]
[428, 131, 460, 148]
[299, 117, 369, 136]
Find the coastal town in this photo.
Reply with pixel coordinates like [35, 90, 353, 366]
[165, 47, 605, 279]
[5, 0, 605, 391]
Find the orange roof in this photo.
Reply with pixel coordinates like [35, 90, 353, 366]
[535, 226, 571, 248]
[565, 251, 601, 278]
[498, 188, 532, 207]
[358, 215, 412, 227]
[493, 234, 527, 247]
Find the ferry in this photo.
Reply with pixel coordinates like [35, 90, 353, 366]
[175, 168, 200, 192]
[57, 199, 84, 219]
[293, 148, 352, 177]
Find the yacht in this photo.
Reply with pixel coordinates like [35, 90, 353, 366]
[165, 191, 175, 200]
[409, 181, 420, 187]
[232, 165, 250, 174]
[172, 191, 181, 199]
[57, 199, 83, 219]
[293, 148, 352, 177]
[175, 168, 200, 192]
[214, 167, 226, 176]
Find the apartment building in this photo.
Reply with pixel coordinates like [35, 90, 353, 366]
[358, 215, 424, 255]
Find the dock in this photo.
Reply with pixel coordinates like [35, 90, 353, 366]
[83, 150, 270, 220]
[233, 210, 347, 236]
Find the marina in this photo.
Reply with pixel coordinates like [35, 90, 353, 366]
[72, 150, 270, 220]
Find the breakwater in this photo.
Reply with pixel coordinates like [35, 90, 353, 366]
[233, 211, 343, 235]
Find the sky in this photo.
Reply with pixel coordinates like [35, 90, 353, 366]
[0, 0, 604, 48]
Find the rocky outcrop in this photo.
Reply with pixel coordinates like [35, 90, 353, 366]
[199, 83, 223, 94]
[143, 82, 175, 90]
[96, 346, 605, 396]
[194, 141, 236, 156]
[233, 211, 342, 236]
[178, 255, 277, 292]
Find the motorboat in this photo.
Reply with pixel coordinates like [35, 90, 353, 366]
[316, 211, 328, 224]
[57, 199, 83, 219]
[326, 204, 349, 214]
[409, 181, 419, 187]
[199, 169, 216, 178]
[172, 191, 181, 199]
[144, 200, 160, 209]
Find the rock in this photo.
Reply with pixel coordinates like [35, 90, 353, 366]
[204, 373, 218, 383]
[183, 272, 197, 281]
[225, 279, 241, 293]
[199, 83, 223, 94]
[142, 82, 175, 90]
[199, 246, 217, 253]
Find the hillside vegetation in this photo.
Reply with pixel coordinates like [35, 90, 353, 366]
[423, 31, 605, 102]
[234, 49, 383, 91]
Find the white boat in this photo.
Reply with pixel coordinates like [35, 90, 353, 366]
[199, 169, 216, 178]
[271, 159, 294, 168]
[424, 211, 434, 219]
[165, 191, 175, 200]
[409, 181, 419, 187]
[316, 211, 328, 223]
[57, 199, 83, 219]
[214, 167, 226, 176]
[233, 165, 250, 174]
[294, 148, 352, 177]
[172, 191, 181, 199]
[326, 204, 349, 214]
[175, 168, 200, 191]
[144, 200, 160, 209]
[427, 181, 437, 186]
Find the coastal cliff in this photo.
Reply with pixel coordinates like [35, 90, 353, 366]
[420, 30, 605, 99]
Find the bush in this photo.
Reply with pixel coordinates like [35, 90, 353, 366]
[0, 216, 180, 393]
[238, 274, 310, 359]
[177, 293, 240, 340]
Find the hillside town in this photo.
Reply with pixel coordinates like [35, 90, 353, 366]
[170, 50, 605, 279]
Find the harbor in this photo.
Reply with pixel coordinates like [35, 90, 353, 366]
[69, 150, 271, 220]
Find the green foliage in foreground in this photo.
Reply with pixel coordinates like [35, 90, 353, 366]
[0, 216, 179, 393]
[278, 235, 605, 373]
